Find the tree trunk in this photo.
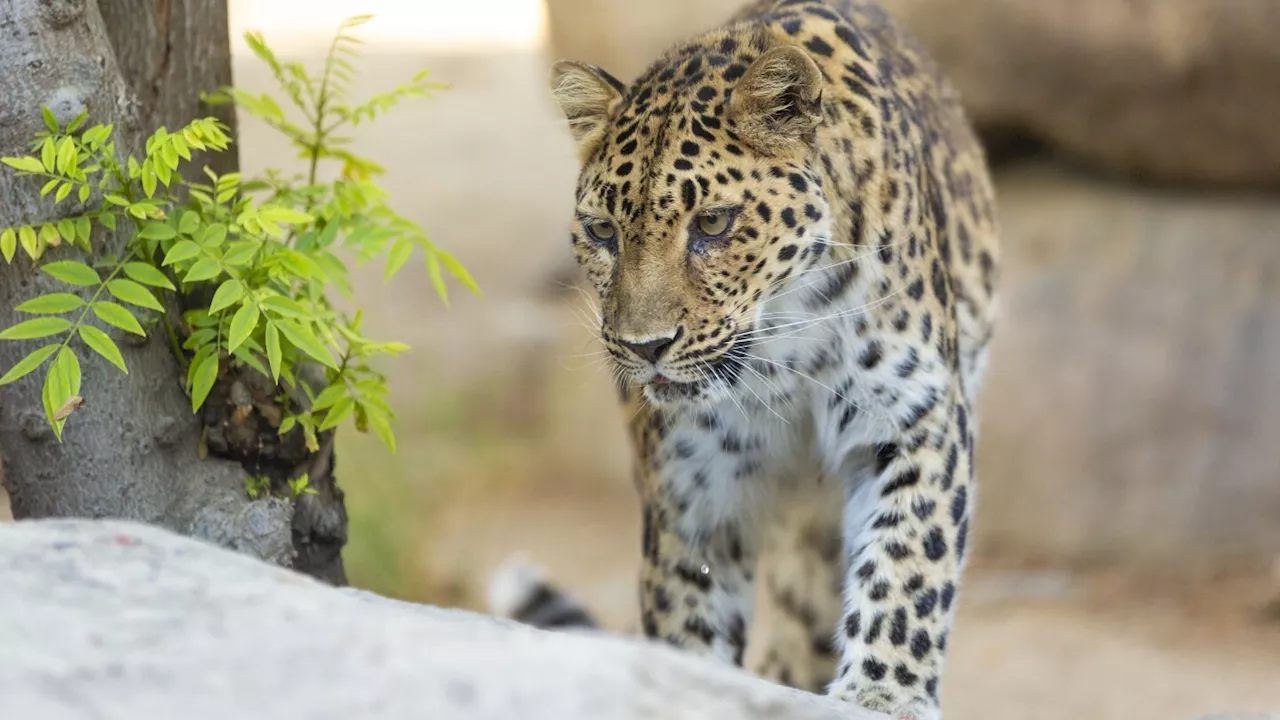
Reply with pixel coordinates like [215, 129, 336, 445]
[0, 0, 348, 584]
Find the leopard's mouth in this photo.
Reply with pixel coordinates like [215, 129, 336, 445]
[639, 337, 751, 405]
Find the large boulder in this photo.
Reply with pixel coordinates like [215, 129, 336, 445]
[0, 518, 887, 720]
[975, 162, 1280, 570]
[877, 0, 1280, 187]
[543, 0, 1280, 187]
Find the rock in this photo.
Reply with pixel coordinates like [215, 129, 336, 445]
[0, 518, 889, 720]
[544, 0, 1280, 187]
[877, 0, 1280, 187]
[975, 162, 1280, 571]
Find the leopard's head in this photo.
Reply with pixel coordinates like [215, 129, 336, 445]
[552, 41, 832, 406]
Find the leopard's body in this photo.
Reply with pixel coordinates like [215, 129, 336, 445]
[491, 1, 999, 718]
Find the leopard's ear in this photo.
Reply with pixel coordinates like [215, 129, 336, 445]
[550, 60, 626, 163]
[728, 45, 824, 155]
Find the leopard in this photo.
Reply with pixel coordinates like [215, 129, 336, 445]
[487, 1, 1000, 718]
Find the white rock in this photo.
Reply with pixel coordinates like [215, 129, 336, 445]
[0, 518, 889, 720]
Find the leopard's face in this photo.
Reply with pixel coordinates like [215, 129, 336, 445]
[554, 42, 831, 407]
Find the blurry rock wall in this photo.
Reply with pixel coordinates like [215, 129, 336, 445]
[543, 0, 1280, 573]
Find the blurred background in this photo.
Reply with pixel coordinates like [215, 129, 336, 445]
[6, 1, 1280, 717]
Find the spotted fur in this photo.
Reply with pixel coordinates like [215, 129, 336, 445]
[501, 2, 999, 718]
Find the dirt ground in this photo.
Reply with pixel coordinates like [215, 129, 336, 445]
[2, 29, 1278, 720]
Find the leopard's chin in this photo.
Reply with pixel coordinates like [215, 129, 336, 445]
[641, 377, 712, 406]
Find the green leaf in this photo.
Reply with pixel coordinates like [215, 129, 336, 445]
[56, 219, 74, 243]
[384, 238, 413, 281]
[318, 396, 355, 431]
[426, 252, 449, 307]
[0, 317, 72, 340]
[41, 106, 58, 132]
[93, 301, 145, 336]
[41, 138, 56, 172]
[78, 185, 90, 204]
[138, 221, 177, 241]
[79, 325, 127, 373]
[66, 110, 87, 133]
[221, 241, 258, 268]
[42, 260, 100, 286]
[18, 226, 39, 261]
[189, 349, 218, 412]
[200, 223, 227, 247]
[363, 402, 396, 453]
[123, 261, 176, 290]
[2, 156, 45, 173]
[232, 347, 268, 377]
[2, 228, 18, 263]
[107, 279, 163, 312]
[74, 216, 91, 245]
[277, 320, 336, 368]
[100, 213, 117, 231]
[437, 249, 480, 296]
[55, 182, 72, 203]
[209, 279, 245, 314]
[179, 211, 200, 235]
[184, 258, 222, 283]
[258, 206, 314, 224]
[226, 302, 259, 352]
[162, 239, 200, 266]
[141, 164, 157, 198]
[55, 137, 76, 174]
[311, 383, 346, 412]
[42, 361, 68, 439]
[259, 293, 309, 319]
[16, 293, 83, 314]
[264, 322, 282, 382]
[0, 344, 58, 386]
[55, 346, 81, 400]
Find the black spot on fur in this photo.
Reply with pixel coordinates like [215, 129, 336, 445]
[845, 611, 862, 638]
[951, 485, 968, 526]
[923, 527, 948, 561]
[804, 35, 835, 57]
[862, 657, 888, 681]
[778, 244, 798, 261]
[859, 342, 883, 369]
[931, 259, 949, 305]
[895, 664, 920, 688]
[864, 611, 884, 642]
[915, 588, 938, 618]
[884, 541, 911, 560]
[889, 608, 908, 645]
[910, 629, 932, 661]
[881, 466, 920, 496]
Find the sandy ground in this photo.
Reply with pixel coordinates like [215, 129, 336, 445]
[3, 33, 1279, 720]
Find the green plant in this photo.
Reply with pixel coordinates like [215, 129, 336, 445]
[0, 15, 477, 452]
[288, 472, 319, 499]
[244, 474, 272, 499]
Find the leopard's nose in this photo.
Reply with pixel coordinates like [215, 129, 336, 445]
[619, 332, 678, 364]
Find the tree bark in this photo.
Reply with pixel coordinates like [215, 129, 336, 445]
[0, 0, 348, 583]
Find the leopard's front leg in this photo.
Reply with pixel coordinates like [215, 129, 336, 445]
[638, 499, 758, 666]
[630, 405, 762, 667]
[828, 390, 974, 720]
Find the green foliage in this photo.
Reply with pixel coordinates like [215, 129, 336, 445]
[244, 474, 271, 500]
[0, 15, 477, 451]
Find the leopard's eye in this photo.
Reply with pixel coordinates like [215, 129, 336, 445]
[585, 219, 617, 244]
[696, 210, 731, 237]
